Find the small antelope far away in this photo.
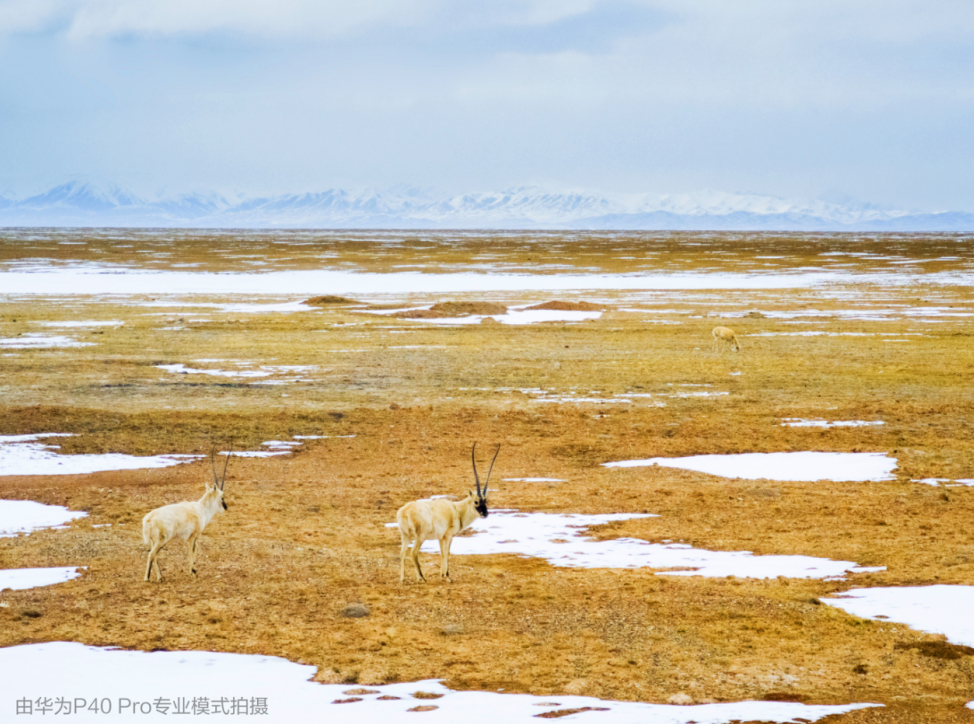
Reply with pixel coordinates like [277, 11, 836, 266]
[397, 443, 501, 583]
[142, 447, 232, 582]
[712, 326, 741, 352]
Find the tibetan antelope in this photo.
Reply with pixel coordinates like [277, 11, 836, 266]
[712, 326, 741, 352]
[142, 447, 232, 582]
[397, 443, 500, 583]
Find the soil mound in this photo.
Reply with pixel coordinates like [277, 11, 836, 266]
[524, 300, 604, 312]
[394, 301, 507, 318]
[305, 295, 359, 306]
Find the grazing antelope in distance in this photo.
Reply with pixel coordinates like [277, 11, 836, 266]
[712, 326, 741, 352]
[142, 447, 232, 582]
[397, 443, 500, 584]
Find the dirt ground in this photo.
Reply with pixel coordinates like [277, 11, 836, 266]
[1, 230, 973, 722]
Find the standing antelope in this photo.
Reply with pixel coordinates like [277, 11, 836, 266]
[142, 447, 232, 582]
[712, 326, 741, 352]
[397, 443, 500, 583]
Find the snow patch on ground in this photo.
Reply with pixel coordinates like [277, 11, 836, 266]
[0, 334, 94, 349]
[524, 390, 664, 406]
[0, 433, 327, 477]
[912, 478, 974, 487]
[781, 419, 885, 428]
[603, 452, 897, 482]
[0, 500, 88, 590]
[157, 364, 316, 379]
[824, 586, 974, 646]
[389, 511, 883, 579]
[0, 434, 200, 477]
[0, 567, 83, 590]
[158, 363, 273, 378]
[0, 643, 881, 724]
[0, 498, 87, 537]
[534, 396, 631, 404]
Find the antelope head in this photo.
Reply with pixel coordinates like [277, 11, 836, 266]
[208, 444, 233, 511]
[471, 442, 500, 518]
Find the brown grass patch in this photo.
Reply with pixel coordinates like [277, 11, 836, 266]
[523, 301, 605, 312]
[394, 301, 507, 318]
[305, 295, 359, 306]
[894, 641, 974, 660]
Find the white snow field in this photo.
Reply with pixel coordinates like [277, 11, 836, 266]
[0, 499, 87, 537]
[389, 511, 883, 579]
[0, 642, 880, 724]
[0, 266, 843, 296]
[0, 434, 200, 477]
[603, 452, 897, 482]
[824, 586, 974, 646]
[0, 567, 82, 591]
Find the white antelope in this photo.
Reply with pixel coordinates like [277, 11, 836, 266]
[142, 448, 232, 582]
[397, 443, 500, 583]
[712, 326, 741, 352]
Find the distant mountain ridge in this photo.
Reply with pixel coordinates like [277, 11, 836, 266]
[1, 180, 971, 231]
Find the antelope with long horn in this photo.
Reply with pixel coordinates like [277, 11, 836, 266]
[397, 443, 500, 583]
[142, 446, 232, 582]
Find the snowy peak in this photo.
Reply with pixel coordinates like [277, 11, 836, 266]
[20, 181, 144, 212]
[0, 182, 970, 230]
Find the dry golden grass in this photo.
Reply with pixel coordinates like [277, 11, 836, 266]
[2, 231, 974, 722]
[395, 301, 509, 318]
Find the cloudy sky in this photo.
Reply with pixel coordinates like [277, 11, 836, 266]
[1, 1, 972, 210]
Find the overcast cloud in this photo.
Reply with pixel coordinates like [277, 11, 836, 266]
[1, 0, 972, 210]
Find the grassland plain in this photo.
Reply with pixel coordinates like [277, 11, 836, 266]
[1, 230, 973, 723]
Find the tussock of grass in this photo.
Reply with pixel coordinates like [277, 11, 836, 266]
[395, 301, 508, 318]
[524, 301, 605, 312]
[305, 295, 360, 306]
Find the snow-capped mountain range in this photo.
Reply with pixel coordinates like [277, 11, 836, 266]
[0, 181, 971, 230]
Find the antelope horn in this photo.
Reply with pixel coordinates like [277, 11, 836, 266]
[483, 444, 500, 497]
[471, 442, 482, 498]
[220, 442, 233, 490]
[210, 447, 221, 488]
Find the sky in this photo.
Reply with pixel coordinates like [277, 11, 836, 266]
[1, 1, 973, 211]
